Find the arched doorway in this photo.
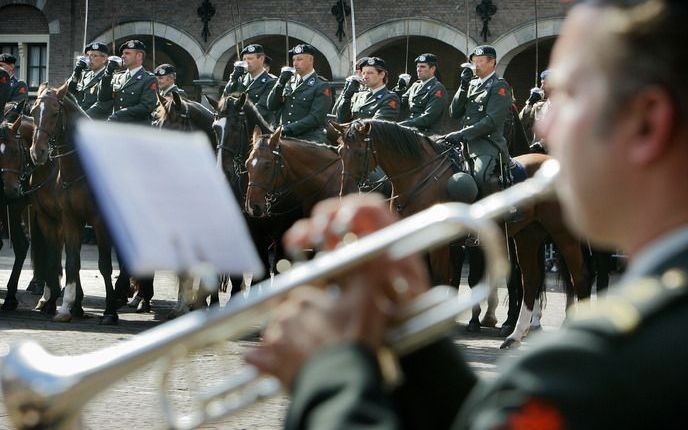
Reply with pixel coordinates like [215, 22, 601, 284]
[222, 35, 333, 82]
[112, 35, 200, 99]
[503, 37, 556, 107]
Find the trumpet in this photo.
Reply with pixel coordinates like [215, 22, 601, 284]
[0, 160, 561, 430]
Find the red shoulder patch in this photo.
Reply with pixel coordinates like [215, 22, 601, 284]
[0, 75, 6, 84]
[508, 398, 564, 430]
[18, 86, 26, 94]
[388, 98, 398, 109]
[434, 89, 444, 98]
[323, 87, 331, 97]
[498, 87, 506, 96]
[151, 82, 158, 92]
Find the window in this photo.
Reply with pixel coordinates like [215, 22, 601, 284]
[27, 43, 47, 90]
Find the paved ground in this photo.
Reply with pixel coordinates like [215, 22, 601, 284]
[0, 243, 616, 429]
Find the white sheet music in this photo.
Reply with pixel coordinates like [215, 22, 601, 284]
[75, 120, 264, 277]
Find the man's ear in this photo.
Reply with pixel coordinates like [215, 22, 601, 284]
[623, 87, 676, 166]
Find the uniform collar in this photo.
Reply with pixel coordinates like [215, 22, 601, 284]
[91, 66, 106, 76]
[250, 69, 266, 80]
[161, 84, 177, 97]
[369, 84, 386, 95]
[298, 70, 316, 82]
[420, 76, 436, 85]
[478, 71, 496, 85]
[622, 225, 688, 280]
[126, 65, 143, 77]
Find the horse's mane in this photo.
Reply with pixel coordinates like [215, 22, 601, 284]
[361, 119, 440, 158]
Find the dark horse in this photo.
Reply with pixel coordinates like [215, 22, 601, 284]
[0, 112, 37, 310]
[245, 127, 354, 218]
[208, 93, 302, 284]
[336, 119, 590, 348]
[29, 82, 119, 324]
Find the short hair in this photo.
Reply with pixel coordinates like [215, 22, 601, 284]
[593, 0, 688, 125]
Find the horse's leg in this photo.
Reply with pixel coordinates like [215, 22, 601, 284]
[54, 221, 82, 322]
[500, 238, 523, 336]
[551, 232, 591, 308]
[93, 222, 117, 324]
[469, 248, 498, 328]
[502, 225, 547, 349]
[1, 202, 28, 311]
[34, 215, 61, 316]
[593, 248, 612, 294]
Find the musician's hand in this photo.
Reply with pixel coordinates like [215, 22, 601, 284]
[245, 194, 430, 389]
[460, 67, 473, 89]
[444, 130, 465, 145]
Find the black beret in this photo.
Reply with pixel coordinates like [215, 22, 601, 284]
[0, 53, 17, 65]
[355, 57, 369, 71]
[241, 44, 264, 56]
[361, 56, 387, 71]
[264, 55, 272, 66]
[84, 42, 110, 55]
[469, 45, 497, 61]
[119, 39, 146, 54]
[414, 53, 438, 65]
[288, 44, 316, 56]
[154, 64, 176, 76]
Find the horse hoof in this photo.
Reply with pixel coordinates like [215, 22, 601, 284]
[71, 306, 85, 318]
[39, 302, 57, 316]
[466, 320, 481, 333]
[499, 324, 515, 337]
[100, 314, 119, 325]
[52, 312, 72, 323]
[26, 280, 44, 295]
[480, 315, 498, 328]
[500, 338, 521, 350]
[1, 298, 19, 311]
[530, 324, 542, 332]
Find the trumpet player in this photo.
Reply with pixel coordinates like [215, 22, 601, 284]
[247, 0, 688, 428]
[68, 42, 110, 119]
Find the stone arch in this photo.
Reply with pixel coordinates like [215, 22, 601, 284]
[206, 19, 340, 81]
[0, 4, 48, 33]
[493, 17, 565, 76]
[91, 21, 204, 70]
[339, 18, 478, 78]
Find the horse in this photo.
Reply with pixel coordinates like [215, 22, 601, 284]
[209, 93, 302, 285]
[153, 92, 217, 149]
[29, 82, 119, 324]
[335, 119, 590, 348]
[245, 127, 352, 218]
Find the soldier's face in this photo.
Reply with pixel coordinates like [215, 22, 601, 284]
[416, 63, 435, 81]
[471, 56, 496, 78]
[121, 49, 143, 68]
[87, 51, 108, 70]
[292, 54, 314, 76]
[361, 66, 384, 89]
[156, 75, 174, 90]
[537, 5, 629, 247]
[242, 53, 264, 74]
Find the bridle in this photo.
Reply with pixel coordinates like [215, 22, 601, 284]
[215, 110, 250, 182]
[0, 119, 55, 198]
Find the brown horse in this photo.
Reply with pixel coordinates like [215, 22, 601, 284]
[245, 127, 354, 217]
[29, 83, 119, 324]
[335, 119, 590, 348]
[153, 92, 217, 149]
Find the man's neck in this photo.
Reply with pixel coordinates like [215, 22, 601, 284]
[421, 76, 435, 84]
[250, 69, 265, 79]
[128, 64, 143, 72]
[298, 69, 315, 79]
[369, 84, 386, 93]
[478, 70, 496, 83]
[91, 66, 105, 75]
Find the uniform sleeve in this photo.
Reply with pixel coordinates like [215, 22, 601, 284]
[266, 81, 286, 111]
[450, 86, 469, 120]
[457, 81, 511, 142]
[223, 75, 242, 95]
[88, 74, 115, 118]
[335, 92, 354, 123]
[399, 84, 448, 130]
[372, 94, 400, 121]
[284, 83, 332, 137]
[109, 76, 158, 122]
[519, 104, 535, 143]
[67, 73, 82, 98]
[400, 85, 412, 108]
[255, 77, 277, 121]
[286, 343, 401, 430]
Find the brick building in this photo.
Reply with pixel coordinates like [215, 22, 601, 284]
[0, 0, 569, 129]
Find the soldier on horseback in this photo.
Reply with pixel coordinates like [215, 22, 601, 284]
[335, 57, 400, 122]
[153, 64, 186, 101]
[68, 42, 110, 120]
[223, 44, 276, 124]
[445, 45, 513, 199]
[0, 53, 28, 120]
[519, 69, 551, 153]
[398, 53, 449, 135]
[332, 57, 367, 123]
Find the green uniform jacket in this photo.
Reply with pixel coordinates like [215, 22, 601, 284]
[68, 68, 107, 119]
[224, 70, 277, 125]
[287, 242, 688, 430]
[337, 87, 400, 122]
[267, 73, 332, 143]
[450, 74, 512, 159]
[4, 76, 28, 116]
[399, 77, 448, 134]
[92, 68, 158, 124]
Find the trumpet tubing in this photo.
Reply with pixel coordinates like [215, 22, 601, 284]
[0, 160, 560, 430]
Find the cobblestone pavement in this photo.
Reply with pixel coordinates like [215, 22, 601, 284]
[0, 244, 614, 429]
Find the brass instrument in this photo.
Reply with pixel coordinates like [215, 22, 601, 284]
[0, 160, 560, 430]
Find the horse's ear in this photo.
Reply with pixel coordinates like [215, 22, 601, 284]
[204, 94, 219, 112]
[269, 127, 282, 148]
[252, 125, 262, 146]
[37, 82, 48, 97]
[10, 115, 22, 133]
[355, 121, 371, 135]
[235, 92, 247, 109]
[56, 80, 69, 99]
[172, 91, 182, 110]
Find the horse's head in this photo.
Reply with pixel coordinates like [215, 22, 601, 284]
[29, 82, 68, 165]
[245, 126, 283, 218]
[337, 120, 377, 189]
[212, 92, 248, 160]
[0, 115, 34, 199]
[153, 92, 189, 131]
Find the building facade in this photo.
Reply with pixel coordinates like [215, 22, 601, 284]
[0, 0, 568, 118]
